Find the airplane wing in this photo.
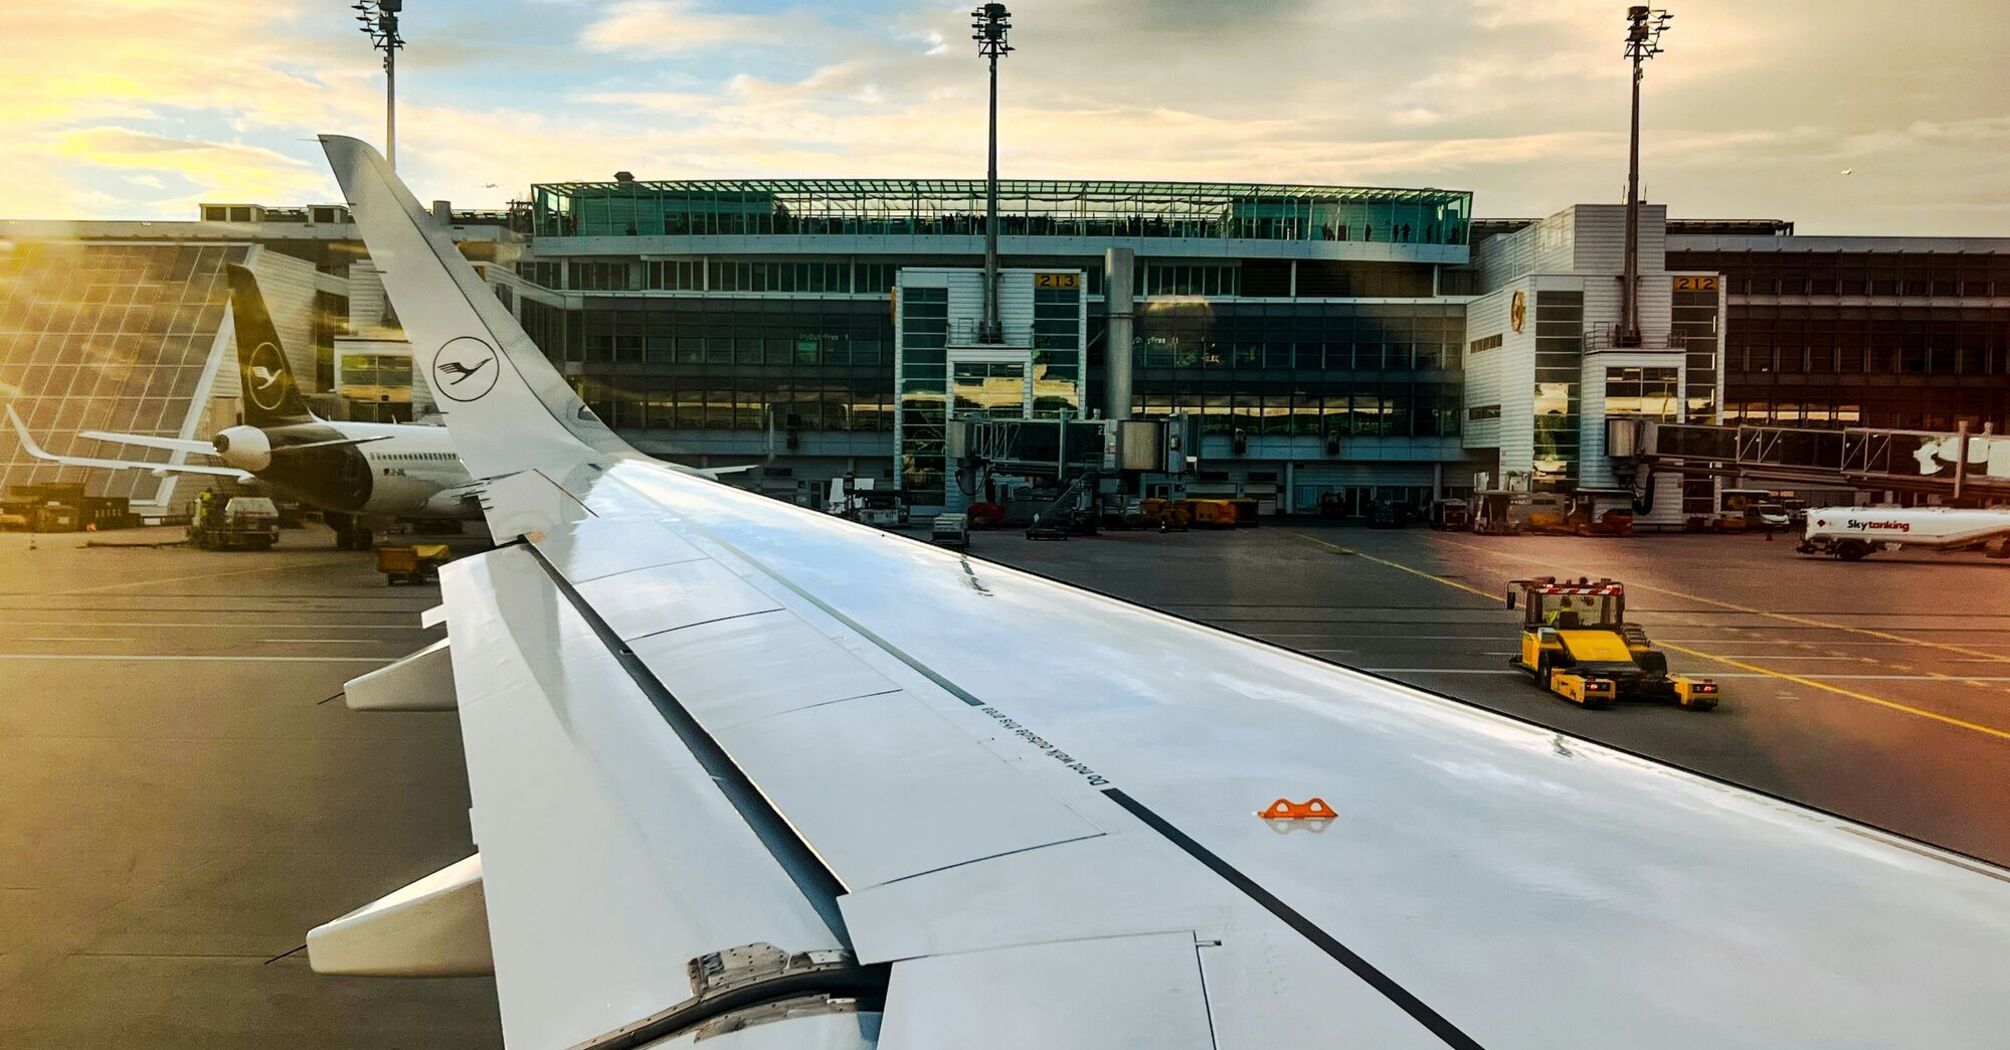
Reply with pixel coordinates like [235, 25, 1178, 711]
[78, 430, 220, 455]
[323, 133, 2010, 1050]
[270, 435, 391, 453]
[8, 406, 252, 479]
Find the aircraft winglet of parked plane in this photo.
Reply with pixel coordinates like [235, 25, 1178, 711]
[12, 263, 481, 547]
[12, 263, 754, 547]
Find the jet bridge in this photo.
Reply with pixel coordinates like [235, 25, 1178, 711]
[1626, 420, 2010, 500]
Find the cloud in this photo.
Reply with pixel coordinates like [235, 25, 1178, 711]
[580, 0, 784, 56]
[0, 0, 2004, 234]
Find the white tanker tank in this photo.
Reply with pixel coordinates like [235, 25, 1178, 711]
[1797, 506, 2010, 561]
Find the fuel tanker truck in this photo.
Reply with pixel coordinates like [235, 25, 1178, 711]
[1797, 506, 2010, 561]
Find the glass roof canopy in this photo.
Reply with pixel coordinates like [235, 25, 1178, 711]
[532, 179, 1474, 246]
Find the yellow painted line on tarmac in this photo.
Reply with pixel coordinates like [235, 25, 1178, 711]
[1428, 534, 2010, 666]
[1658, 642, 2010, 743]
[1297, 531, 2010, 743]
[1293, 533, 1497, 599]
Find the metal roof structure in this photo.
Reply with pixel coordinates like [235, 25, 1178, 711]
[532, 178, 1467, 205]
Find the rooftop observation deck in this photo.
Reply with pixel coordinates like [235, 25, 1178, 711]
[529, 179, 1473, 255]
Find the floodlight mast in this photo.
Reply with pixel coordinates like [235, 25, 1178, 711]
[353, 1, 407, 170]
[972, 3, 1012, 345]
[1619, 5, 1671, 348]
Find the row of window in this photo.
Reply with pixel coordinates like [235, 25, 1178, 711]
[573, 377, 896, 433]
[538, 189, 1469, 246]
[1719, 395, 2008, 432]
[1730, 344, 2004, 376]
[1129, 386, 1463, 438]
[1669, 251, 2010, 298]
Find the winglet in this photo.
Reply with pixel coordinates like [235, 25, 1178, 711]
[8, 404, 55, 462]
[319, 134, 629, 481]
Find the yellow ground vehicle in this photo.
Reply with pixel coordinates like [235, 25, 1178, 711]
[1182, 498, 1240, 529]
[1506, 577, 1719, 710]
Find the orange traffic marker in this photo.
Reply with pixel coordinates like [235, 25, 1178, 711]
[1260, 797, 1334, 820]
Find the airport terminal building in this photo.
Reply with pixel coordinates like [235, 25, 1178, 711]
[3, 178, 2006, 518]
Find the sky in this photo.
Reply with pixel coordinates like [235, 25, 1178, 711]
[1, 0, 2005, 234]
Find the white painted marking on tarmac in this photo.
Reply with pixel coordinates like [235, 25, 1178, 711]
[0, 654, 395, 664]
[15, 636, 136, 642]
[256, 638, 392, 644]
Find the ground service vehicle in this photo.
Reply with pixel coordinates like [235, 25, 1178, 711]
[1710, 488, 1775, 532]
[1366, 499, 1405, 529]
[1428, 498, 1470, 530]
[1184, 498, 1239, 528]
[1471, 490, 1520, 534]
[1140, 497, 1189, 530]
[1506, 577, 1719, 710]
[187, 495, 279, 551]
[1798, 506, 2010, 561]
[378, 543, 451, 585]
[930, 513, 970, 551]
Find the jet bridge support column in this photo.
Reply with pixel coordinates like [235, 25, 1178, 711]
[1103, 247, 1135, 422]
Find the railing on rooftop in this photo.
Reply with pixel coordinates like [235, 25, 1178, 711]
[530, 178, 1473, 247]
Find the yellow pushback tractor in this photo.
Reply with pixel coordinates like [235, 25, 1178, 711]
[1506, 577, 1720, 711]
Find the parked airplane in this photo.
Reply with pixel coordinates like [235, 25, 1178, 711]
[9, 263, 483, 548]
[315, 134, 2010, 1049]
[11, 262, 753, 548]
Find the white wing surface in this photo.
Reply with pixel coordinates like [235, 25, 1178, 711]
[323, 134, 2010, 1050]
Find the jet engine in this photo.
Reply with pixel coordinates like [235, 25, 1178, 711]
[213, 425, 272, 472]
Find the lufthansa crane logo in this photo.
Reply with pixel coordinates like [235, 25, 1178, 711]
[432, 337, 499, 402]
[1510, 290, 1527, 334]
[246, 342, 291, 412]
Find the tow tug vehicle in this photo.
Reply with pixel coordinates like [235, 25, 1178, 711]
[1506, 576, 1719, 710]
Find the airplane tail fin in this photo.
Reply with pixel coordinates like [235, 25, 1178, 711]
[319, 135, 631, 480]
[227, 264, 317, 427]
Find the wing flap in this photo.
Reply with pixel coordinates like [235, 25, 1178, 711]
[529, 516, 706, 583]
[441, 547, 847, 1050]
[877, 932, 1214, 1050]
[711, 692, 1104, 889]
[628, 613, 900, 730]
[573, 559, 784, 641]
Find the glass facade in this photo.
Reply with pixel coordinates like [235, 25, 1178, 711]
[557, 297, 897, 435]
[0, 241, 244, 502]
[1669, 249, 2010, 431]
[1124, 301, 1463, 439]
[897, 287, 948, 504]
[1604, 366, 1681, 419]
[1531, 290, 1585, 483]
[533, 179, 1472, 248]
[1670, 285, 1719, 421]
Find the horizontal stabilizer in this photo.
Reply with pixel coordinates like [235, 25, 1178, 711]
[307, 854, 491, 977]
[79, 430, 218, 455]
[344, 638, 457, 711]
[9, 406, 250, 479]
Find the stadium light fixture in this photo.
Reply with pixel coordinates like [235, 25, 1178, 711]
[971, 3, 1012, 344]
[1618, 5, 1671, 348]
[352, 1, 407, 170]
